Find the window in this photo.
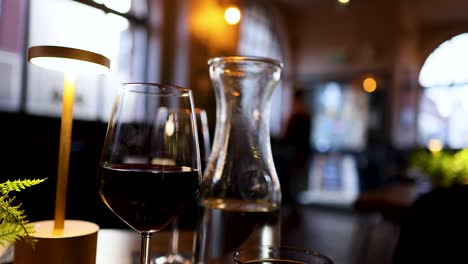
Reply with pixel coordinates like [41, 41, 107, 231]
[418, 33, 468, 148]
[0, 0, 152, 121]
[0, 0, 28, 112]
[312, 82, 369, 152]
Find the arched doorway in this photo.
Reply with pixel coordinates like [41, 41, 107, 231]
[418, 33, 468, 148]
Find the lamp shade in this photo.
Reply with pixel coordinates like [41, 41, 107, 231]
[28, 45, 110, 74]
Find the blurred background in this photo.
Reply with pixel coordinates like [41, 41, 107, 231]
[2, 0, 468, 263]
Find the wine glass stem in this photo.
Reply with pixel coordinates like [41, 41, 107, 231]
[141, 232, 152, 264]
[170, 219, 180, 254]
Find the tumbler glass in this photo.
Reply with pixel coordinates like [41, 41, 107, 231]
[233, 246, 334, 264]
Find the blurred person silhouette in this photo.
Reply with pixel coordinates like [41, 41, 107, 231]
[283, 89, 312, 159]
[279, 89, 312, 203]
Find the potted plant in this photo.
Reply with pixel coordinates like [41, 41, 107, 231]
[410, 149, 468, 187]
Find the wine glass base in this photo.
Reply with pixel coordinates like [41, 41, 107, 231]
[154, 253, 191, 264]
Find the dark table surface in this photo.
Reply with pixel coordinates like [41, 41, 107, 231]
[1, 203, 398, 264]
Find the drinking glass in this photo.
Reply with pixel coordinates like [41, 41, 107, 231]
[233, 246, 334, 264]
[195, 108, 211, 172]
[156, 108, 211, 264]
[98, 83, 201, 264]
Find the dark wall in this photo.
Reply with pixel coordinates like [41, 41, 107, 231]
[0, 113, 128, 229]
[1, 112, 200, 230]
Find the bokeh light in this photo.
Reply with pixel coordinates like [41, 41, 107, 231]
[363, 77, 377, 93]
[427, 138, 443, 153]
[225, 6, 241, 25]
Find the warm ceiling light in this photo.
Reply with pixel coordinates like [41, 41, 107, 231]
[363, 77, 377, 93]
[28, 46, 110, 74]
[338, 0, 350, 4]
[225, 6, 241, 25]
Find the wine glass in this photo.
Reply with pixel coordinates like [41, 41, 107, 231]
[195, 108, 211, 172]
[155, 108, 211, 264]
[98, 83, 201, 264]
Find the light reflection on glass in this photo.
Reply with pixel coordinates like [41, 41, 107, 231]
[165, 115, 175, 137]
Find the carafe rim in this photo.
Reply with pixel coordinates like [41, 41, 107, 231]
[208, 56, 283, 69]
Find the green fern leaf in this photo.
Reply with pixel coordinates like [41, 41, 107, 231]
[0, 178, 46, 247]
[0, 196, 33, 247]
[0, 178, 47, 195]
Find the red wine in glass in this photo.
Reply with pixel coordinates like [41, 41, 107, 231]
[98, 83, 201, 264]
[99, 164, 200, 232]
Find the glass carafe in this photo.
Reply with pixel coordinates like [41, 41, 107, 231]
[194, 56, 283, 264]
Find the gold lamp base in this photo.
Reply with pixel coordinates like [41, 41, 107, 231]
[14, 220, 99, 264]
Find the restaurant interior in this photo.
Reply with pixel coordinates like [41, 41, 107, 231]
[1, 0, 468, 263]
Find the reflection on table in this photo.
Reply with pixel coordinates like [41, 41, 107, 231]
[354, 180, 430, 223]
[97, 229, 194, 264]
[1, 204, 405, 264]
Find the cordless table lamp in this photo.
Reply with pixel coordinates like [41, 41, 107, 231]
[14, 46, 110, 264]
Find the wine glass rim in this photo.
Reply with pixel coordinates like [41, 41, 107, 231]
[122, 82, 192, 96]
[208, 56, 283, 69]
[233, 245, 334, 264]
